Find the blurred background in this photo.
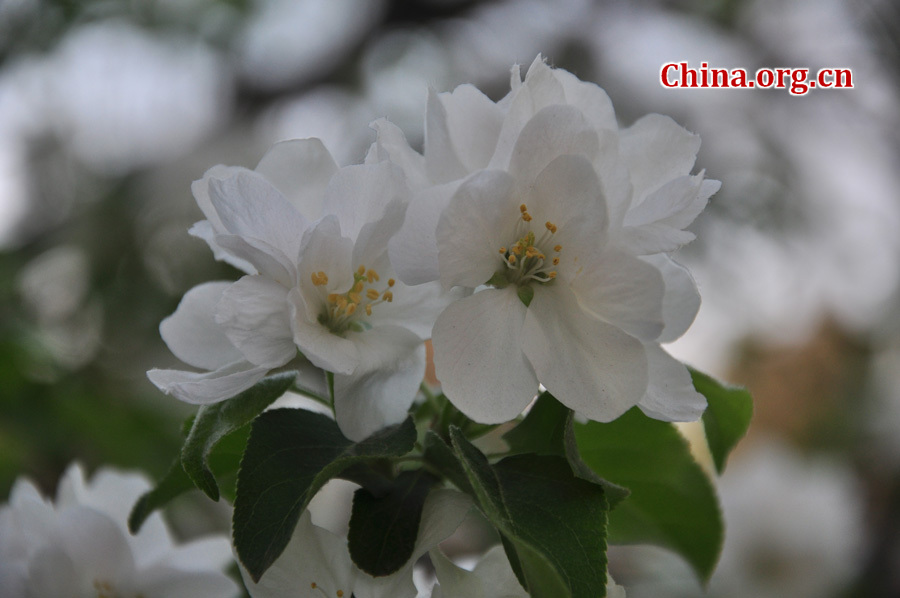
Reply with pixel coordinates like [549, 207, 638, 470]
[1, 0, 898, 595]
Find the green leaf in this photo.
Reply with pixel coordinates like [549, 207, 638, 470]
[234, 409, 417, 582]
[502, 392, 567, 456]
[450, 427, 609, 598]
[128, 458, 192, 533]
[574, 408, 723, 583]
[692, 369, 753, 473]
[182, 371, 296, 500]
[517, 284, 534, 307]
[503, 393, 630, 508]
[128, 415, 256, 532]
[423, 431, 473, 495]
[348, 470, 439, 576]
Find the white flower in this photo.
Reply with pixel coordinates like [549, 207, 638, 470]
[376, 56, 717, 424]
[426, 545, 626, 598]
[149, 139, 449, 440]
[0, 463, 238, 598]
[240, 488, 473, 598]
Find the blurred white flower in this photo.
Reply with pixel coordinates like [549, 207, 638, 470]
[0, 463, 238, 598]
[710, 439, 865, 598]
[378, 57, 715, 424]
[149, 138, 449, 440]
[47, 21, 231, 175]
[237, 0, 386, 90]
[426, 545, 626, 598]
[240, 489, 472, 598]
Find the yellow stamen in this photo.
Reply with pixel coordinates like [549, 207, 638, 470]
[520, 204, 528, 213]
[382, 291, 393, 302]
[368, 269, 380, 282]
[337, 592, 344, 597]
[311, 271, 329, 286]
[545, 221, 557, 233]
[346, 303, 357, 315]
[548, 271, 557, 279]
[349, 292, 362, 304]
[352, 281, 364, 293]
[357, 265, 366, 276]
[552, 257, 560, 265]
[366, 289, 380, 300]
[499, 247, 506, 254]
[522, 213, 532, 222]
[554, 244, 562, 252]
[508, 254, 517, 265]
[365, 304, 372, 316]
[387, 278, 395, 287]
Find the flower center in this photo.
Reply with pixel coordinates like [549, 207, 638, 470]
[490, 204, 561, 293]
[313, 265, 394, 335]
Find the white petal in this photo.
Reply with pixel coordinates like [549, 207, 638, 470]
[333, 339, 425, 441]
[289, 288, 358, 375]
[570, 249, 665, 341]
[525, 154, 609, 276]
[208, 171, 307, 265]
[160, 282, 244, 371]
[507, 104, 599, 183]
[134, 566, 239, 598]
[620, 113, 700, 204]
[488, 56, 565, 171]
[213, 234, 296, 287]
[239, 510, 355, 598]
[324, 161, 407, 242]
[638, 344, 706, 422]
[522, 286, 648, 422]
[190, 164, 245, 232]
[426, 84, 503, 180]
[188, 220, 257, 274]
[352, 199, 407, 270]
[622, 173, 718, 255]
[55, 507, 136, 584]
[644, 254, 701, 343]
[367, 118, 429, 190]
[554, 67, 617, 133]
[215, 275, 295, 368]
[156, 536, 235, 573]
[374, 281, 464, 341]
[254, 138, 337, 221]
[295, 215, 354, 301]
[147, 361, 270, 405]
[424, 87, 468, 184]
[436, 170, 516, 289]
[432, 288, 538, 423]
[388, 180, 460, 285]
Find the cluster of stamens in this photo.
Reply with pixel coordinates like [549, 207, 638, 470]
[312, 265, 395, 333]
[310, 581, 344, 597]
[496, 204, 561, 284]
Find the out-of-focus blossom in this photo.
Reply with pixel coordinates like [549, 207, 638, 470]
[237, 0, 386, 91]
[0, 463, 238, 598]
[240, 489, 472, 598]
[710, 439, 865, 598]
[47, 21, 231, 175]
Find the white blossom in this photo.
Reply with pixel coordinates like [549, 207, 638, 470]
[377, 56, 717, 424]
[149, 139, 449, 440]
[0, 463, 238, 598]
[426, 545, 626, 597]
[239, 489, 473, 598]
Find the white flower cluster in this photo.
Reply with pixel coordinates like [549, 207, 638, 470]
[149, 54, 717, 440]
[0, 463, 237, 598]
